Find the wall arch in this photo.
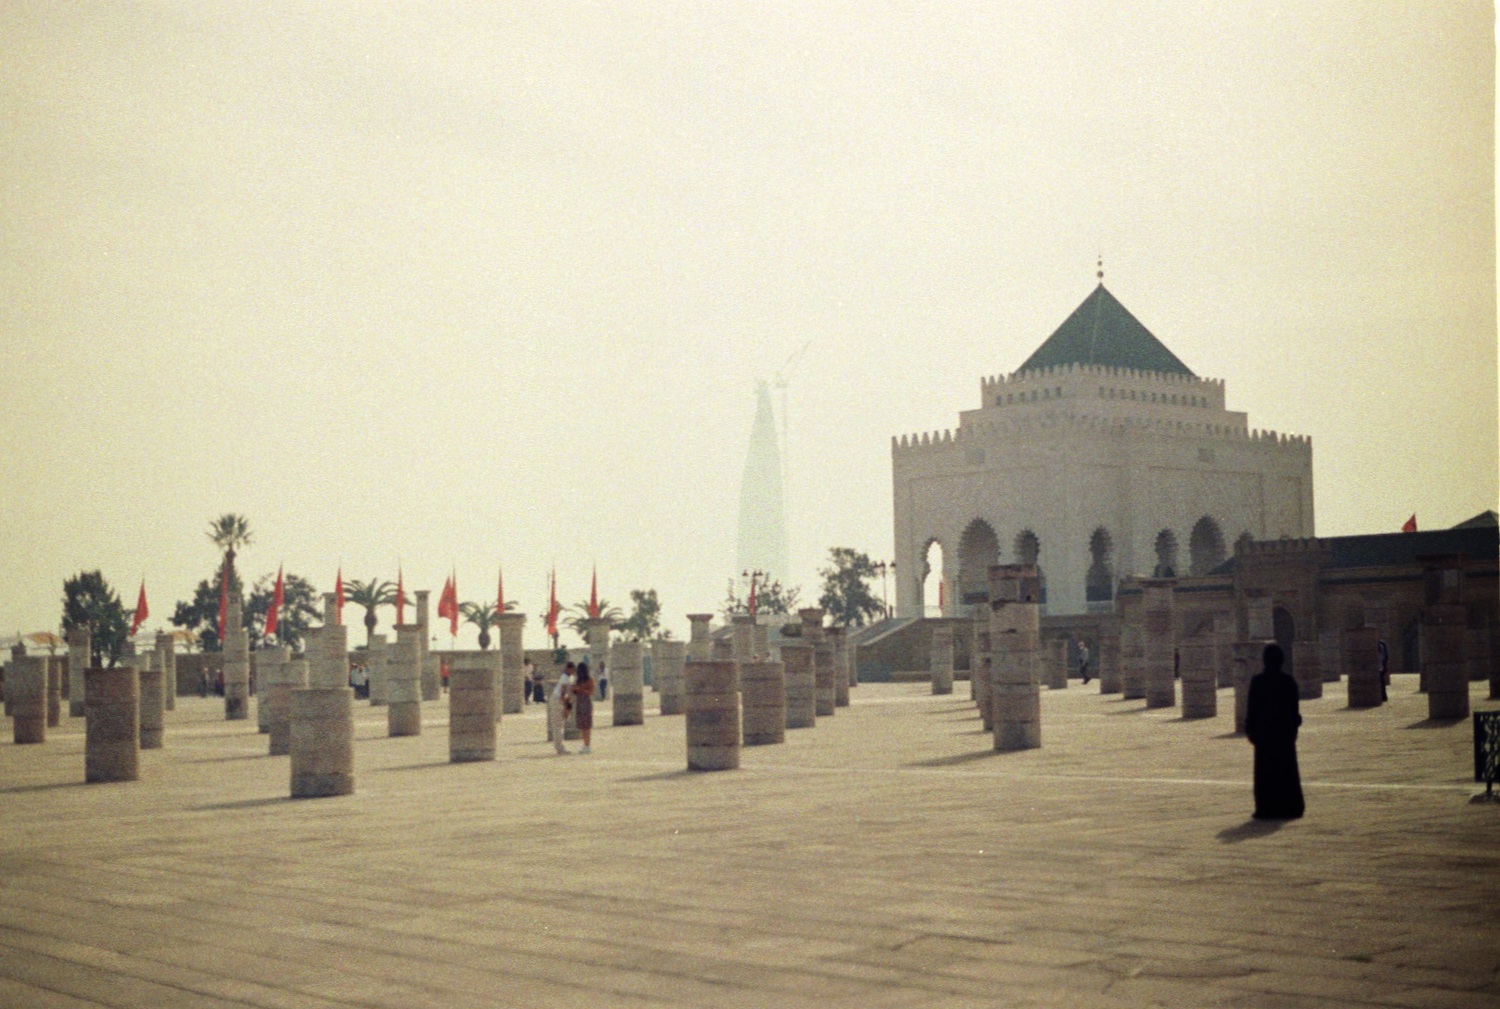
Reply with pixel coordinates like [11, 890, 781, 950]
[1086, 527, 1114, 602]
[920, 538, 945, 614]
[1189, 516, 1226, 576]
[1153, 529, 1179, 578]
[957, 519, 999, 605]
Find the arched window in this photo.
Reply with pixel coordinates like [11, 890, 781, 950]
[1153, 529, 1178, 578]
[1014, 529, 1047, 604]
[957, 519, 1000, 605]
[1235, 531, 1255, 555]
[921, 539, 945, 614]
[1086, 527, 1114, 602]
[1189, 516, 1226, 576]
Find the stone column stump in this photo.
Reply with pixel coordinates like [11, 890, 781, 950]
[1141, 580, 1176, 709]
[495, 612, 527, 715]
[254, 648, 282, 734]
[687, 614, 714, 663]
[685, 660, 740, 771]
[9, 655, 47, 744]
[740, 660, 786, 745]
[1292, 640, 1323, 700]
[781, 643, 816, 729]
[1045, 638, 1067, 690]
[990, 564, 1041, 751]
[1121, 624, 1145, 701]
[1178, 634, 1216, 719]
[448, 659, 497, 762]
[827, 627, 851, 707]
[263, 647, 303, 756]
[1343, 627, 1382, 708]
[85, 666, 139, 782]
[290, 687, 355, 796]
[930, 620, 956, 695]
[45, 657, 62, 726]
[1422, 604, 1469, 720]
[653, 639, 687, 715]
[975, 627, 994, 731]
[731, 615, 755, 662]
[1320, 629, 1342, 683]
[388, 625, 423, 736]
[138, 657, 165, 749]
[156, 631, 177, 712]
[365, 633, 389, 705]
[611, 640, 645, 726]
[67, 627, 90, 717]
[1099, 630, 1122, 694]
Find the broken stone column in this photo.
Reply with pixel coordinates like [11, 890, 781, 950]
[85, 665, 139, 782]
[827, 626, 850, 707]
[1212, 613, 1236, 688]
[685, 660, 740, 771]
[138, 653, 165, 749]
[653, 639, 687, 715]
[155, 631, 176, 712]
[260, 644, 299, 755]
[752, 622, 769, 662]
[1292, 640, 1323, 700]
[222, 598, 251, 720]
[585, 617, 610, 682]
[46, 656, 62, 726]
[1141, 579, 1176, 709]
[781, 643, 816, 729]
[256, 646, 286, 732]
[366, 633, 389, 706]
[1421, 604, 1469, 720]
[975, 623, 994, 731]
[66, 627, 90, 716]
[448, 655, 496, 762]
[495, 612, 527, 714]
[687, 613, 714, 662]
[611, 639, 645, 726]
[731, 614, 755, 663]
[9, 653, 46, 744]
[388, 624, 423, 736]
[1320, 629, 1342, 683]
[740, 660, 785, 745]
[290, 593, 355, 798]
[1178, 632, 1217, 719]
[1044, 637, 1068, 690]
[930, 619, 956, 695]
[989, 564, 1041, 751]
[801, 609, 836, 717]
[1344, 627, 1382, 708]
[416, 590, 441, 701]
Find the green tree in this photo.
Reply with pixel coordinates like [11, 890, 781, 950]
[722, 577, 801, 620]
[170, 568, 243, 652]
[244, 572, 320, 651]
[61, 570, 129, 667]
[817, 548, 884, 629]
[206, 513, 252, 597]
[617, 588, 662, 641]
[461, 600, 514, 650]
[343, 578, 406, 646]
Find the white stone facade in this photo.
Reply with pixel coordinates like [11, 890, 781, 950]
[892, 291, 1314, 618]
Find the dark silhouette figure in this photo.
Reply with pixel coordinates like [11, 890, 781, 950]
[1245, 644, 1304, 820]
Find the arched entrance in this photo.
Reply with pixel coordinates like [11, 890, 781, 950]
[1086, 527, 1114, 603]
[920, 539, 945, 615]
[1014, 529, 1046, 604]
[1190, 516, 1226, 576]
[1153, 529, 1179, 578]
[957, 519, 999, 605]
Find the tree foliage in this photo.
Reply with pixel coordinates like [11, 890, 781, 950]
[564, 598, 624, 642]
[61, 570, 129, 667]
[245, 572, 320, 651]
[343, 578, 407, 645]
[817, 548, 885, 629]
[722, 577, 801, 620]
[459, 600, 500, 650]
[617, 588, 662, 642]
[170, 568, 242, 652]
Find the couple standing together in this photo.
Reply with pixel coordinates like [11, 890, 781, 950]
[549, 660, 595, 755]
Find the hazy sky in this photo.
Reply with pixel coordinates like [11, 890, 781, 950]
[2, 2, 1494, 646]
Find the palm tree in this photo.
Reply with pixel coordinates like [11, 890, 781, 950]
[206, 514, 253, 600]
[460, 600, 503, 650]
[564, 598, 624, 643]
[343, 578, 405, 646]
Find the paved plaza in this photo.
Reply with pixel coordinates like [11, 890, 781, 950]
[2, 676, 1497, 1009]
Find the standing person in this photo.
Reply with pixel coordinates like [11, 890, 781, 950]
[1078, 641, 1091, 685]
[597, 661, 608, 701]
[573, 661, 596, 754]
[1245, 644, 1305, 820]
[1377, 639, 1389, 702]
[526, 658, 543, 705]
[548, 662, 575, 755]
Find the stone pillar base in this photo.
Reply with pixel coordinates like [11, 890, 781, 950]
[85, 667, 139, 782]
[388, 701, 421, 737]
[290, 687, 354, 798]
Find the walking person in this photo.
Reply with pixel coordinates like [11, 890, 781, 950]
[574, 660, 595, 754]
[548, 662, 575, 755]
[522, 658, 536, 705]
[1078, 641, 1091, 685]
[1245, 644, 1305, 820]
[597, 661, 609, 701]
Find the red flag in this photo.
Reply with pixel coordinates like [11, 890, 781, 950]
[546, 568, 559, 640]
[496, 567, 506, 618]
[218, 559, 228, 640]
[334, 568, 344, 625]
[588, 567, 599, 620]
[265, 565, 284, 640]
[396, 566, 406, 625]
[130, 579, 149, 636]
[438, 572, 458, 635]
[747, 573, 758, 617]
[1401, 514, 1417, 534]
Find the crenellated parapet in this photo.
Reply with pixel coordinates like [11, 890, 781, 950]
[893, 410, 1311, 457]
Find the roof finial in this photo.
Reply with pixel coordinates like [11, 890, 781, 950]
[1096, 253, 1104, 283]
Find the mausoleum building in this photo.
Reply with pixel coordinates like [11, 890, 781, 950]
[892, 283, 1314, 617]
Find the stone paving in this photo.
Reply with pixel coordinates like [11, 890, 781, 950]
[1, 675, 1497, 1009]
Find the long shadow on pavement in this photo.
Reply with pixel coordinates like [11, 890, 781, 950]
[1404, 718, 1465, 730]
[193, 796, 289, 812]
[907, 749, 1011, 768]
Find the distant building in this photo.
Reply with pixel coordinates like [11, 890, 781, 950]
[737, 382, 790, 582]
[892, 283, 1313, 617]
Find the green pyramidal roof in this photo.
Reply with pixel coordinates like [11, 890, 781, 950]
[1016, 284, 1195, 377]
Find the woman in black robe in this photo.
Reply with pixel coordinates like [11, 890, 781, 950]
[1245, 644, 1304, 820]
